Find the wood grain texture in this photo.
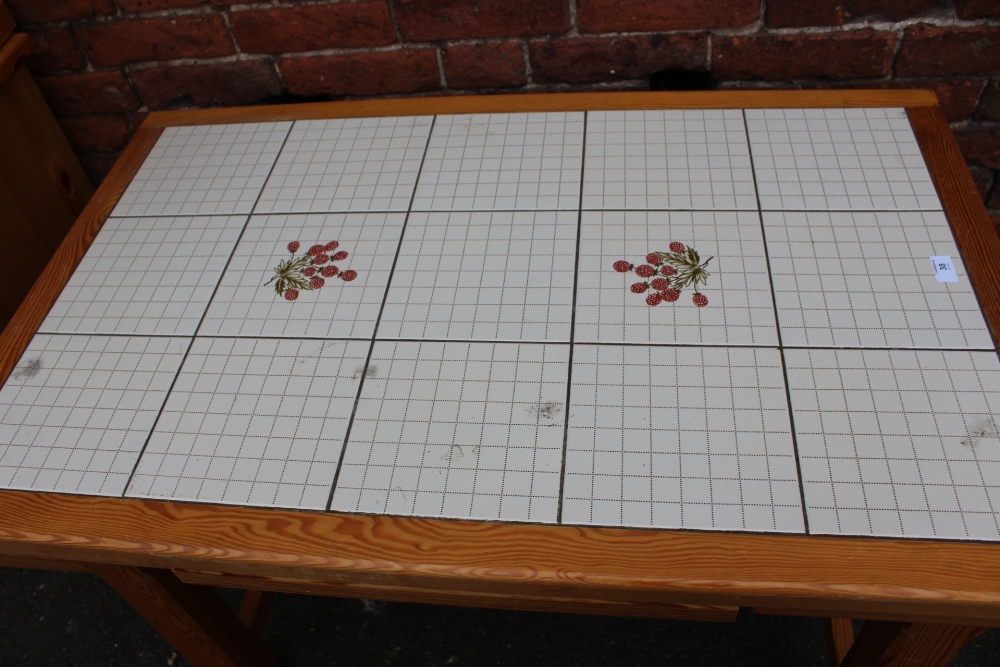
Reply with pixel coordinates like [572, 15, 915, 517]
[175, 569, 739, 622]
[825, 618, 855, 667]
[909, 106, 1000, 350]
[841, 621, 986, 667]
[0, 493, 999, 625]
[0, 554, 88, 572]
[0, 33, 32, 85]
[92, 564, 279, 667]
[142, 89, 938, 128]
[0, 64, 94, 331]
[0, 125, 160, 386]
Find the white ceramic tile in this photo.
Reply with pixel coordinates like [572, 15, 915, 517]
[786, 348, 1000, 540]
[764, 211, 993, 349]
[255, 116, 433, 213]
[127, 337, 369, 509]
[199, 213, 405, 339]
[746, 108, 941, 211]
[331, 341, 568, 522]
[377, 211, 578, 342]
[0, 335, 188, 496]
[563, 344, 804, 533]
[39, 216, 246, 336]
[574, 210, 778, 346]
[412, 113, 584, 211]
[583, 109, 757, 210]
[112, 122, 291, 217]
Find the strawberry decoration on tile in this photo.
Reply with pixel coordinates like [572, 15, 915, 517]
[613, 242, 712, 307]
[267, 240, 358, 301]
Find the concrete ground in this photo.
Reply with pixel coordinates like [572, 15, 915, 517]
[1, 567, 997, 666]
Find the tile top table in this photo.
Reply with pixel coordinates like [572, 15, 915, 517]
[2, 91, 1000, 637]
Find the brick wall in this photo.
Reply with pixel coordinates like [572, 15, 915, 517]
[8, 0, 1000, 225]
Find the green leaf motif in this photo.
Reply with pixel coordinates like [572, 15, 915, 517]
[272, 254, 313, 295]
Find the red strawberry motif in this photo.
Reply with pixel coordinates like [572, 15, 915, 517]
[646, 252, 663, 265]
[630, 282, 648, 294]
[303, 267, 317, 277]
[287, 241, 300, 253]
[309, 277, 325, 289]
[321, 265, 338, 277]
[307, 244, 325, 256]
[662, 288, 680, 302]
[650, 277, 669, 291]
[284, 289, 299, 301]
[669, 241, 685, 253]
[340, 270, 358, 281]
[313, 254, 329, 265]
[613, 260, 632, 273]
[646, 292, 663, 306]
[693, 293, 708, 307]
[661, 265, 676, 277]
[324, 241, 339, 252]
[635, 264, 656, 278]
[332, 250, 349, 261]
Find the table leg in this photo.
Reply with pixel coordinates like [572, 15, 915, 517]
[839, 620, 986, 667]
[90, 564, 278, 667]
[238, 589, 274, 636]
[825, 617, 855, 666]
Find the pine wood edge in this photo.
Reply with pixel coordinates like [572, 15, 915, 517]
[908, 107, 1000, 348]
[0, 491, 999, 624]
[0, 126, 163, 385]
[142, 90, 938, 128]
[0, 33, 33, 86]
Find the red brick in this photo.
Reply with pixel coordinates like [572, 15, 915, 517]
[25, 28, 86, 73]
[955, 0, 1000, 20]
[132, 60, 284, 110]
[897, 26, 1000, 78]
[578, 0, 758, 33]
[278, 50, 441, 98]
[59, 114, 133, 153]
[392, 0, 568, 41]
[36, 71, 141, 116]
[530, 34, 707, 85]
[230, 3, 396, 54]
[955, 127, 1000, 170]
[75, 15, 234, 68]
[968, 166, 996, 205]
[442, 42, 526, 89]
[5, 0, 115, 24]
[713, 32, 896, 81]
[977, 80, 1000, 122]
[766, 0, 935, 27]
[115, 0, 226, 11]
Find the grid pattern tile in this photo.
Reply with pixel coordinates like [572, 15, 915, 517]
[127, 337, 369, 509]
[764, 210, 993, 349]
[0, 335, 188, 496]
[746, 108, 941, 211]
[199, 213, 406, 339]
[583, 109, 757, 210]
[412, 113, 584, 211]
[377, 211, 578, 342]
[254, 116, 433, 214]
[786, 348, 1000, 540]
[574, 210, 778, 346]
[563, 345, 805, 532]
[331, 341, 568, 522]
[111, 122, 291, 217]
[39, 216, 246, 336]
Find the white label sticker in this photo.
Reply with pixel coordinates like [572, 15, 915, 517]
[930, 256, 959, 283]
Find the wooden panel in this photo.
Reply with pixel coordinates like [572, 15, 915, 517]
[0, 63, 94, 332]
[909, 106, 1000, 350]
[0, 493, 1000, 625]
[0, 125, 160, 385]
[0, 3, 15, 48]
[143, 89, 939, 128]
[92, 565, 278, 667]
[0, 554, 88, 572]
[174, 569, 739, 622]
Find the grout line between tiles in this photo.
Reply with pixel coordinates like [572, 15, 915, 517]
[742, 109, 811, 534]
[557, 111, 587, 525]
[325, 116, 439, 513]
[119, 124, 297, 497]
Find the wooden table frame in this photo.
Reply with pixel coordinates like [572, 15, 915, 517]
[2, 90, 999, 667]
